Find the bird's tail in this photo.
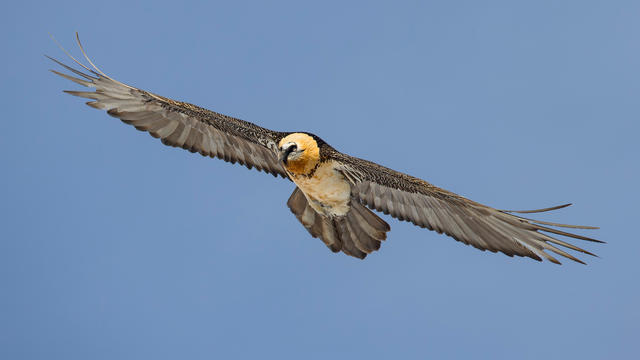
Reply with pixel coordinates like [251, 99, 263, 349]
[287, 187, 390, 259]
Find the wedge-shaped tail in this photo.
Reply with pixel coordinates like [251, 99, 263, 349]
[287, 188, 390, 259]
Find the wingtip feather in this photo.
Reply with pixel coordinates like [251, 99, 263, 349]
[501, 203, 572, 214]
[75, 32, 108, 77]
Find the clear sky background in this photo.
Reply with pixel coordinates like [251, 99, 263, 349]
[1, 1, 638, 359]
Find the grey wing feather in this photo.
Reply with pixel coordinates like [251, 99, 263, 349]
[48, 35, 288, 178]
[334, 153, 602, 264]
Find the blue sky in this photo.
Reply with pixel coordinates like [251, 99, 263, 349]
[1, 1, 638, 359]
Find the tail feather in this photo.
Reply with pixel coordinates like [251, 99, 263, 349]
[345, 215, 381, 253]
[287, 187, 341, 252]
[351, 201, 390, 239]
[335, 219, 367, 258]
[287, 188, 391, 259]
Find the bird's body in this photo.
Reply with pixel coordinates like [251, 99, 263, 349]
[289, 159, 352, 217]
[279, 132, 352, 217]
[49, 35, 602, 264]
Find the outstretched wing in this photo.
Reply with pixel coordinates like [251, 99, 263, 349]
[334, 153, 602, 264]
[48, 34, 288, 178]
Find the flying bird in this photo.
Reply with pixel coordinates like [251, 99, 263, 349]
[49, 35, 602, 264]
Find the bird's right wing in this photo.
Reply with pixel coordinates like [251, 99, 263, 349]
[48, 34, 288, 178]
[334, 153, 602, 264]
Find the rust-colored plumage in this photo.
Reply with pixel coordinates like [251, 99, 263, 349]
[278, 133, 320, 176]
[49, 34, 603, 264]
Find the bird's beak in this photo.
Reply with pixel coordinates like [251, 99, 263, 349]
[278, 143, 297, 165]
[278, 148, 289, 165]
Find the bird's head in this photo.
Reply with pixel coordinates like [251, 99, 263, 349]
[278, 133, 320, 176]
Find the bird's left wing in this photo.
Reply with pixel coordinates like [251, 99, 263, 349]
[333, 153, 602, 264]
[48, 35, 288, 178]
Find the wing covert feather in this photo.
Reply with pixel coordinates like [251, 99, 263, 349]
[333, 153, 601, 264]
[49, 37, 288, 178]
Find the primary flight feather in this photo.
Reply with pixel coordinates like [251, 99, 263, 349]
[49, 34, 602, 264]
